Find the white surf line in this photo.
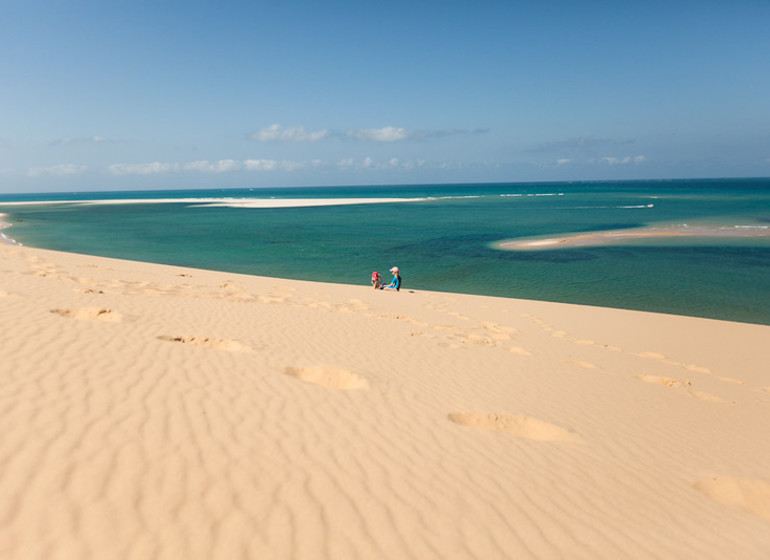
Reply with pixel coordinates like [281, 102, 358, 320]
[0, 197, 430, 208]
[0, 213, 21, 245]
[196, 197, 429, 208]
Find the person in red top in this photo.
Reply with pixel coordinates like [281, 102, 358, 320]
[371, 271, 382, 289]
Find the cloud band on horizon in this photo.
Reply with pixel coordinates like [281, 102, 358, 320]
[249, 124, 489, 143]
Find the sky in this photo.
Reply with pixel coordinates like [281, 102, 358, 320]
[1, 0, 769, 193]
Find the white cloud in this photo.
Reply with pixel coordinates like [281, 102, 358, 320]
[347, 127, 412, 142]
[556, 158, 572, 166]
[108, 162, 180, 175]
[184, 159, 241, 173]
[599, 155, 647, 165]
[400, 159, 426, 170]
[250, 124, 328, 142]
[333, 157, 431, 170]
[50, 136, 110, 147]
[27, 164, 87, 177]
[243, 159, 305, 171]
[278, 160, 305, 172]
[248, 124, 486, 144]
[243, 159, 278, 171]
[104, 156, 451, 176]
[107, 159, 309, 175]
[345, 126, 486, 142]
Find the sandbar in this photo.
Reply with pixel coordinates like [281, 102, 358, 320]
[497, 224, 770, 250]
[0, 197, 428, 209]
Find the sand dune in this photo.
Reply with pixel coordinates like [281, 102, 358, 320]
[1, 243, 769, 559]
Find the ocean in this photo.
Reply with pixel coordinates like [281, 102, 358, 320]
[2, 178, 770, 325]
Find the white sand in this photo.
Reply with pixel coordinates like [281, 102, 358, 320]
[0, 197, 428, 209]
[497, 225, 770, 250]
[1, 243, 769, 559]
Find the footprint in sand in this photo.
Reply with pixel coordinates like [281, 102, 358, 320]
[635, 351, 667, 360]
[480, 322, 517, 340]
[688, 390, 731, 404]
[685, 364, 712, 374]
[343, 298, 371, 312]
[284, 366, 369, 390]
[50, 308, 122, 322]
[636, 374, 691, 388]
[564, 360, 596, 369]
[448, 412, 582, 442]
[574, 339, 596, 346]
[157, 335, 252, 352]
[451, 333, 498, 347]
[78, 288, 105, 294]
[694, 476, 770, 522]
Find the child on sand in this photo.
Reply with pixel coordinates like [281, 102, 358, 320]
[371, 271, 382, 289]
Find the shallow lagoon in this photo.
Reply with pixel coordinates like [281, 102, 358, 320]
[3, 179, 770, 324]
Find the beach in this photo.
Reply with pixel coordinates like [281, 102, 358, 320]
[4, 180, 770, 326]
[1, 242, 769, 559]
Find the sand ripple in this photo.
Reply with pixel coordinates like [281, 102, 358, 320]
[1, 244, 769, 559]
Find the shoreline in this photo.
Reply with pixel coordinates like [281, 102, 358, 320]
[4, 213, 770, 326]
[0, 212, 21, 245]
[4, 180, 770, 329]
[1, 242, 769, 558]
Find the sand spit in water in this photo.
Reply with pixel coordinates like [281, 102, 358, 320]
[496, 224, 770, 250]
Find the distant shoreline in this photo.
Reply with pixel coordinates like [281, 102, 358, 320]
[0, 196, 429, 209]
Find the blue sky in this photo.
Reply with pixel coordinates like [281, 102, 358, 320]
[1, 0, 769, 193]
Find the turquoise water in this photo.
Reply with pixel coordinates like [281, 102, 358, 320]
[2, 179, 770, 325]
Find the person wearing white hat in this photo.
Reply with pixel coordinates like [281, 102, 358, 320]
[382, 266, 401, 291]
